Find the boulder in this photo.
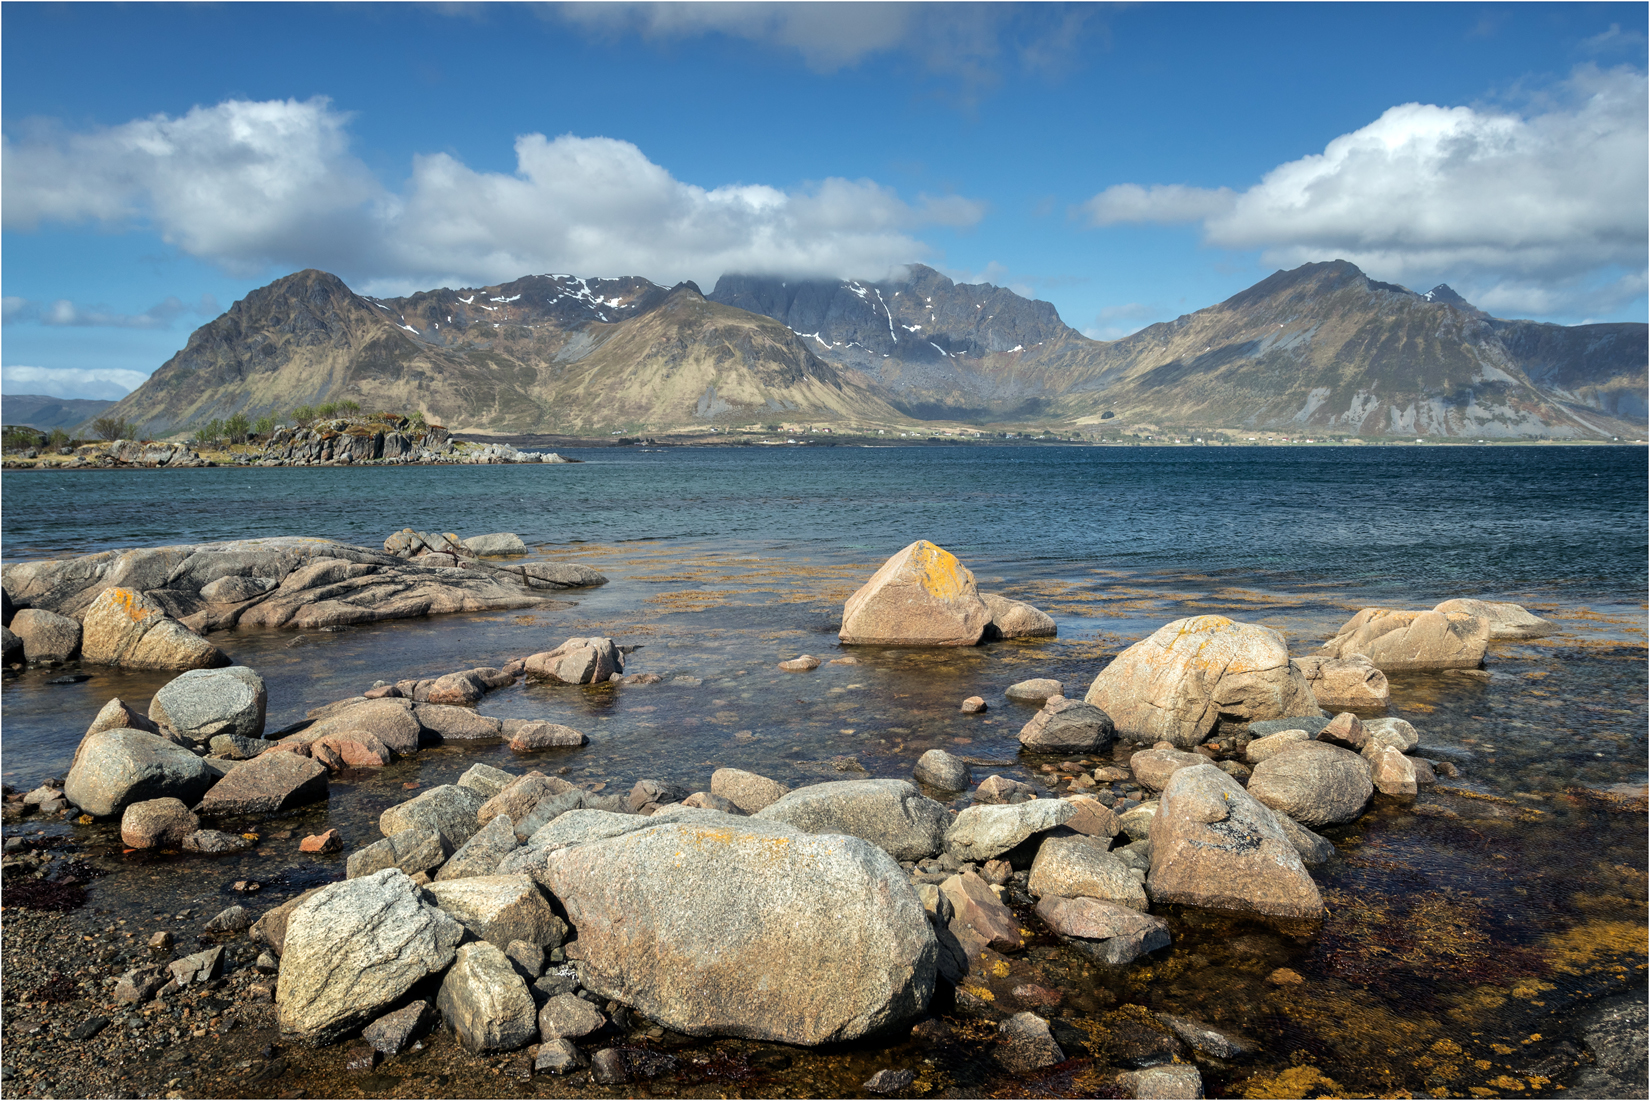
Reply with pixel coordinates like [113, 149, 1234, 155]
[248, 887, 324, 956]
[424, 671, 485, 706]
[80, 587, 228, 670]
[414, 704, 502, 742]
[524, 637, 623, 684]
[710, 768, 790, 814]
[1117, 803, 1158, 841]
[195, 751, 328, 817]
[682, 791, 740, 813]
[1034, 896, 1171, 966]
[149, 666, 268, 743]
[1130, 747, 1210, 792]
[938, 871, 1022, 954]
[1027, 836, 1147, 911]
[1247, 742, 1373, 828]
[120, 797, 200, 848]
[1316, 711, 1368, 751]
[912, 749, 972, 791]
[209, 732, 269, 760]
[542, 814, 936, 1044]
[379, 784, 485, 852]
[535, 1038, 587, 1074]
[478, 772, 566, 826]
[1292, 654, 1390, 711]
[1319, 608, 1490, 672]
[456, 763, 516, 800]
[168, 946, 225, 986]
[309, 730, 393, 770]
[299, 698, 422, 756]
[1085, 616, 1321, 748]
[960, 695, 987, 713]
[1361, 717, 1419, 753]
[462, 533, 528, 557]
[83, 697, 162, 742]
[436, 941, 537, 1053]
[981, 593, 1058, 639]
[973, 774, 1036, 804]
[838, 540, 992, 647]
[1063, 795, 1122, 840]
[538, 992, 606, 1040]
[1432, 598, 1556, 640]
[434, 813, 520, 880]
[277, 869, 464, 1042]
[755, 779, 949, 861]
[0, 626, 19, 664]
[63, 728, 216, 817]
[946, 799, 1075, 863]
[996, 1012, 1065, 1074]
[9, 608, 81, 662]
[1147, 764, 1322, 919]
[1245, 729, 1312, 765]
[425, 874, 566, 950]
[1006, 678, 1063, 703]
[1018, 696, 1116, 754]
[1368, 746, 1418, 797]
[628, 778, 690, 813]
[362, 1001, 437, 1056]
[502, 720, 586, 751]
[1274, 812, 1335, 866]
[512, 787, 586, 841]
[1117, 1065, 1205, 1099]
[346, 828, 447, 880]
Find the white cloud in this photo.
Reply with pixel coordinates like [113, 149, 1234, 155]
[1083, 301, 1161, 341]
[1081, 65, 1648, 317]
[1, 365, 151, 401]
[3, 97, 980, 291]
[3, 294, 221, 329]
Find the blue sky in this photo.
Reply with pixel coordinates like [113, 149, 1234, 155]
[3, 2, 1646, 399]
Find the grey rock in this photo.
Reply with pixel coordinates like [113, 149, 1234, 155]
[1005, 678, 1063, 703]
[478, 772, 567, 825]
[63, 728, 215, 817]
[755, 778, 949, 861]
[710, 768, 790, 814]
[538, 992, 605, 1040]
[362, 1000, 436, 1056]
[913, 749, 972, 791]
[512, 786, 586, 843]
[1244, 729, 1312, 766]
[1118, 1064, 1204, 1099]
[453, 762, 516, 799]
[1362, 716, 1420, 753]
[504, 939, 544, 978]
[277, 868, 464, 1042]
[1028, 835, 1148, 910]
[1246, 717, 1330, 740]
[204, 905, 251, 933]
[248, 887, 324, 956]
[1155, 1013, 1256, 1059]
[864, 1068, 917, 1093]
[997, 1011, 1065, 1074]
[424, 874, 568, 949]
[628, 778, 690, 812]
[434, 813, 519, 881]
[1034, 895, 1171, 966]
[543, 813, 936, 1045]
[981, 593, 1059, 639]
[590, 1047, 629, 1085]
[946, 798, 1075, 863]
[461, 533, 528, 556]
[1018, 696, 1115, 754]
[437, 941, 538, 1052]
[196, 750, 328, 816]
[1574, 995, 1648, 1094]
[208, 732, 269, 760]
[681, 791, 741, 813]
[1247, 741, 1374, 829]
[183, 829, 252, 853]
[299, 698, 422, 756]
[119, 797, 200, 848]
[1130, 747, 1210, 792]
[534, 1037, 587, 1074]
[10, 608, 81, 663]
[167, 946, 224, 987]
[380, 784, 485, 852]
[524, 636, 624, 685]
[1274, 812, 1335, 866]
[114, 967, 166, 1005]
[148, 666, 267, 743]
[418, 708, 504, 743]
[347, 828, 447, 879]
[199, 574, 278, 603]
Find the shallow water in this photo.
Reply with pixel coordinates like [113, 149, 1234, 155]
[1, 445, 1645, 1097]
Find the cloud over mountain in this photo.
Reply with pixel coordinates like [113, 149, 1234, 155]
[2, 97, 983, 294]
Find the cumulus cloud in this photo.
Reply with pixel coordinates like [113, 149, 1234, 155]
[0, 365, 151, 401]
[3, 294, 220, 329]
[1081, 65, 1648, 317]
[3, 97, 979, 290]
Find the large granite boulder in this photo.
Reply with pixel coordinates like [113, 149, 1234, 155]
[1027, 836, 1147, 911]
[424, 874, 566, 949]
[276, 869, 464, 1043]
[461, 533, 528, 557]
[542, 814, 936, 1045]
[434, 814, 520, 880]
[524, 637, 622, 684]
[64, 728, 216, 817]
[1319, 608, 1490, 671]
[1147, 764, 1322, 919]
[80, 587, 228, 670]
[1292, 654, 1390, 711]
[981, 593, 1058, 639]
[9, 608, 81, 662]
[1085, 616, 1321, 748]
[1432, 598, 1556, 640]
[148, 666, 268, 743]
[380, 784, 485, 852]
[1246, 742, 1373, 829]
[438, 942, 537, 1053]
[946, 799, 1075, 864]
[754, 779, 948, 861]
[838, 540, 992, 647]
[346, 828, 447, 879]
[1018, 696, 1115, 754]
[195, 751, 328, 817]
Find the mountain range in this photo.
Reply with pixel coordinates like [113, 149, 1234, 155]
[89, 260, 1646, 440]
[2, 394, 116, 431]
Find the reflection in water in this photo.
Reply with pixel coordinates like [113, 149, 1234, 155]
[2, 538, 1645, 1097]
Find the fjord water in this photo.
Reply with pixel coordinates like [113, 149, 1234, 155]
[1, 444, 1645, 1098]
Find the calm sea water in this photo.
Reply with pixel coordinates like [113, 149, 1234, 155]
[1, 444, 1644, 1098]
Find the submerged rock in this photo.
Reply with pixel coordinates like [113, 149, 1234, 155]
[1085, 616, 1321, 748]
[839, 540, 993, 647]
[1319, 607, 1490, 671]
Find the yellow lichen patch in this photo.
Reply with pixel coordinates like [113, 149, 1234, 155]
[1541, 918, 1648, 975]
[908, 540, 969, 600]
[1241, 1064, 1344, 1099]
[1487, 1075, 1526, 1090]
[1489, 1044, 1514, 1055]
[1509, 980, 1555, 1000]
[961, 984, 995, 1002]
[989, 959, 1011, 978]
[106, 587, 158, 623]
[1431, 1039, 1464, 1056]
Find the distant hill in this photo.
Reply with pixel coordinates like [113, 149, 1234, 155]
[716, 261, 1647, 439]
[2, 394, 116, 431]
[96, 270, 908, 437]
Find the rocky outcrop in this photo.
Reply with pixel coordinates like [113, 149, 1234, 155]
[1147, 763, 1322, 919]
[542, 814, 936, 1045]
[839, 540, 993, 647]
[1432, 598, 1555, 640]
[64, 728, 216, 817]
[1085, 616, 1321, 748]
[1319, 608, 1490, 671]
[1292, 654, 1390, 711]
[754, 779, 949, 861]
[79, 588, 228, 670]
